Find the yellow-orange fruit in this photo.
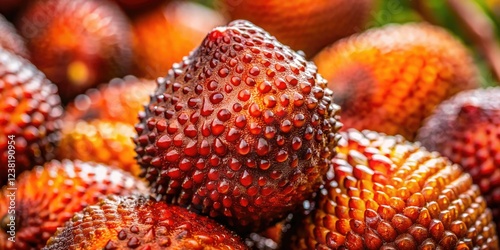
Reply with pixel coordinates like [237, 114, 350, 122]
[314, 23, 479, 140]
[44, 195, 247, 249]
[17, 0, 133, 102]
[0, 160, 148, 250]
[64, 76, 156, 126]
[0, 48, 62, 186]
[218, 0, 375, 57]
[0, 14, 29, 58]
[286, 129, 499, 249]
[56, 120, 141, 176]
[417, 87, 500, 238]
[132, 1, 225, 78]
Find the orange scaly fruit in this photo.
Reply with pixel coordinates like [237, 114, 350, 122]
[0, 160, 148, 250]
[218, 0, 376, 57]
[314, 23, 479, 140]
[134, 20, 341, 233]
[44, 196, 247, 250]
[286, 129, 499, 249]
[417, 87, 500, 238]
[0, 48, 62, 186]
[56, 120, 141, 176]
[64, 76, 156, 126]
[132, 1, 225, 78]
[17, 0, 133, 103]
[0, 14, 29, 58]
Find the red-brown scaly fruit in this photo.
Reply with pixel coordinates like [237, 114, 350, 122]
[134, 20, 341, 233]
[218, 0, 375, 58]
[417, 87, 500, 238]
[314, 23, 479, 140]
[0, 160, 148, 250]
[0, 48, 62, 186]
[132, 1, 225, 78]
[286, 129, 499, 249]
[0, 14, 29, 58]
[17, 0, 133, 103]
[64, 76, 156, 126]
[43, 195, 247, 250]
[56, 120, 141, 176]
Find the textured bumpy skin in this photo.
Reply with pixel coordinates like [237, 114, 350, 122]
[0, 160, 148, 250]
[314, 23, 479, 140]
[0, 14, 29, 58]
[286, 130, 499, 249]
[134, 20, 341, 232]
[0, 48, 62, 186]
[64, 76, 156, 126]
[17, 0, 133, 102]
[43, 196, 247, 250]
[417, 87, 500, 238]
[218, 0, 375, 57]
[56, 120, 141, 176]
[132, 1, 225, 78]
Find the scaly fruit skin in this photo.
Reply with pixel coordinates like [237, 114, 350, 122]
[314, 23, 479, 140]
[218, 0, 375, 58]
[0, 48, 62, 186]
[286, 129, 499, 249]
[64, 76, 156, 126]
[56, 120, 141, 176]
[0, 160, 148, 250]
[43, 195, 247, 250]
[417, 87, 500, 238]
[0, 14, 29, 58]
[134, 20, 341, 233]
[17, 0, 133, 103]
[132, 1, 225, 78]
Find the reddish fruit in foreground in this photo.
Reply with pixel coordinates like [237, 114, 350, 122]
[417, 87, 500, 238]
[0, 48, 62, 186]
[64, 75, 156, 126]
[314, 23, 479, 140]
[0, 160, 148, 250]
[218, 0, 375, 57]
[286, 129, 499, 249]
[18, 0, 133, 102]
[43, 195, 247, 250]
[0, 14, 29, 58]
[134, 20, 341, 233]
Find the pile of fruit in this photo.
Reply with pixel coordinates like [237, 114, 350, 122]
[1, 0, 499, 249]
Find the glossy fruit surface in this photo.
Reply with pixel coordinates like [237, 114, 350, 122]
[134, 20, 341, 233]
[132, 1, 225, 78]
[314, 23, 478, 140]
[287, 129, 499, 249]
[56, 120, 141, 176]
[0, 160, 148, 250]
[417, 87, 500, 238]
[0, 48, 62, 186]
[18, 0, 133, 102]
[44, 195, 247, 250]
[218, 0, 375, 57]
[64, 75, 156, 126]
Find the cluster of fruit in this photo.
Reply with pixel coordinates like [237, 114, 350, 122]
[0, 0, 499, 249]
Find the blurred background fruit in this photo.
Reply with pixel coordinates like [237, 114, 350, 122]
[64, 76, 156, 126]
[44, 195, 247, 249]
[0, 48, 62, 186]
[0, 0, 28, 19]
[112, 0, 168, 14]
[132, 1, 225, 78]
[217, 0, 376, 58]
[0, 14, 29, 58]
[417, 87, 500, 238]
[17, 0, 133, 103]
[56, 120, 141, 176]
[0, 160, 148, 250]
[314, 23, 479, 140]
[286, 129, 499, 249]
